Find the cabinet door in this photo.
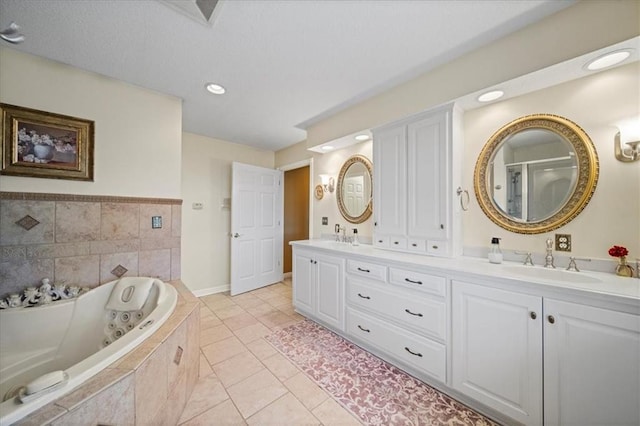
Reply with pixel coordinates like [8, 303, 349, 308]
[373, 125, 406, 237]
[544, 299, 640, 426]
[315, 254, 345, 330]
[407, 110, 448, 240]
[452, 281, 542, 426]
[292, 250, 314, 314]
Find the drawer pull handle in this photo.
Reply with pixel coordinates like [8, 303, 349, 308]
[404, 347, 423, 357]
[393, 241, 399, 245]
[404, 278, 423, 285]
[411, 243, 418, 247]
[432, 245, 439, 250]
[357, 293, 371, 300]
[378, 240, 383, 243]
[357, 267, 370, 273]
[404, 309, 423, 317]
[357, 325, 370, 333]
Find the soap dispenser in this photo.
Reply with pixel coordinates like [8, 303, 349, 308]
[352, 228, 360, 246]
[488, 237, 503, 264]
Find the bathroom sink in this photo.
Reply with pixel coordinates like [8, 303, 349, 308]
[502, 266, 603, 284]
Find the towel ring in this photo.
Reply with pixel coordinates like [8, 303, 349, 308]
[456, 187, 470, 211]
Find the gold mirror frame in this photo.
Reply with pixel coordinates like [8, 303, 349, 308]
[336, 154, 373, 224]
[474, 114, 599, 234]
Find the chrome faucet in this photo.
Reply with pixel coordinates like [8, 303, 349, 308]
[515, 251, 534, 266]
[544, 238, 555, 268]
[566, 257, 591, 272]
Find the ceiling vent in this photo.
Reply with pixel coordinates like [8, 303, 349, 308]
[158, 0, 223, 26]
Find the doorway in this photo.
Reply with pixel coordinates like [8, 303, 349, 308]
[283, 166, 310, 273]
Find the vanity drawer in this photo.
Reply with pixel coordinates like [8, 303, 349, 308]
[427, 240, 448, 256]
[389, 267, 446, 297]
[346, 259, 387, 281]
[388, 237, 407, 249]
[347, 308, 446, 382]
[347, 277, 446, 341]
[407, 238, 427, 252]
[373, 235, 389, 248]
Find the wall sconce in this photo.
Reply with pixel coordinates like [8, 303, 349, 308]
[614, 119, 640, 163]
[319, 174, 335, 193]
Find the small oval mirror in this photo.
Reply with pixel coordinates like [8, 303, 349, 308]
[336, 155, 373, 224]
[474, 114, 598, 234]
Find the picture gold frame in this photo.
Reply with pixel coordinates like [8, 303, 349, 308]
[1, 103, 94, 181]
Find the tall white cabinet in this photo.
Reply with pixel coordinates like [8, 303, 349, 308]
[372, 103, 462, 257]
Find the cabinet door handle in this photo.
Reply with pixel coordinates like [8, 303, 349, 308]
[357, 325, 370, 333]
[309, 259, 313, 264]
[404, 347, 423, 357]
[405, 309, 423, 317]
[548, 315, 555, 324]
[404, 278, 423, 285]
[357, 293, 371, 300]
[530, 312, 537, 320]
[357, 267, 370, 273]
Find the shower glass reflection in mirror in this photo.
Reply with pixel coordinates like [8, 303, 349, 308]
[490, 129, 578, 222]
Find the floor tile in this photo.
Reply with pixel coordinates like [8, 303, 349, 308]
[284, 372, 329, 410]
[180, 399, 246, 426]
[257, 311, 294, 329]
[246, 338, 278, 360]
[200, 324, 234, 346]
[244, 303, 278, 317]
[246, 393, 320, 425]
[201, 336, 247, 365]
[178, 374, 229, 424]
[223, 312, 259, 331]
[213, 351, 265, 387]
[233, 322, 271, 344]
[262, 352, 300, 382]
[312, 397, 362, 426]
[227, 369, 288, 419]
[200, 314, 222, 330]
[233, 294, 265, 309]
[215, 304, 247, 320]
[266, 294, 292, 308]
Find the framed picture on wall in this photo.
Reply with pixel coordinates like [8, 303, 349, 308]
[1, 103, 94, 181]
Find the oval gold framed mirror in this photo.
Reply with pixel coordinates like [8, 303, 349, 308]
[336, 155, 373, 224]
[474, 114, 599, 234]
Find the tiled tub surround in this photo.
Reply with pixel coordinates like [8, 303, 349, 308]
[0, 192, 182, 299]
[14, 280, 200, 426]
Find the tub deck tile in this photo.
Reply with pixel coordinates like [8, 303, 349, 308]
[54, 368, 133, 411]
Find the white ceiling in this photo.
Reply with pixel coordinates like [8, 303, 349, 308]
[0, 0, 577, 151]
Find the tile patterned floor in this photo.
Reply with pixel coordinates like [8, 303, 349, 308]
[178, 278, 362, 425]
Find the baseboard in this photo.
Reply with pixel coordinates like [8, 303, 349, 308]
[191, 284, 230, 298]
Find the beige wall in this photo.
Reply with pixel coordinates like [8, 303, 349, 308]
[181, 132, 275, 293]
[306, 0, 639, 147]
[0, 48, 182, 198]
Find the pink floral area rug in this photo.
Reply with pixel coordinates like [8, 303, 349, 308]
[266, 319, 499, 426]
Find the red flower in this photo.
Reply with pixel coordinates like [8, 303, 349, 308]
[608, 245, 629, 258]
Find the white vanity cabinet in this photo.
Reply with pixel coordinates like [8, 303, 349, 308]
[372, 103, 462, 257]
[452, 279, 640, 426]
[292, 248, 345, 331]
[543, 299, 640, 426]
[452, 281, 543, 426]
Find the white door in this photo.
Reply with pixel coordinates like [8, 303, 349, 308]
[230, 162, 283, 296]
[452, 281, 543, 426]
[544, 299, 640, 426]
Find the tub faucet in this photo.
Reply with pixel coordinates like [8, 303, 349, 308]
[544, 238, 555, 269]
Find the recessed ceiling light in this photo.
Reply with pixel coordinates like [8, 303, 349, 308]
[354, 134, 370, 141]
[477, 90, 504, 103]
[205, 82, 226, 94]
[585, 49, 632, 71]
[322, 145, 334, 151]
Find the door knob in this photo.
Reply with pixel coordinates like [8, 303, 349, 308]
[232, 233, 240, 238]
[548, 315, 555, 324]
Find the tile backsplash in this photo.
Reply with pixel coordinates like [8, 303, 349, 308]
[0, 192, 182, 298]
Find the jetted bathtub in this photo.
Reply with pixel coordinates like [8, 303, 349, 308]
[0, 277, 177, 425]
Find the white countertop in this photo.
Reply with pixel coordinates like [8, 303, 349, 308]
[291, 240, 640, 307]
